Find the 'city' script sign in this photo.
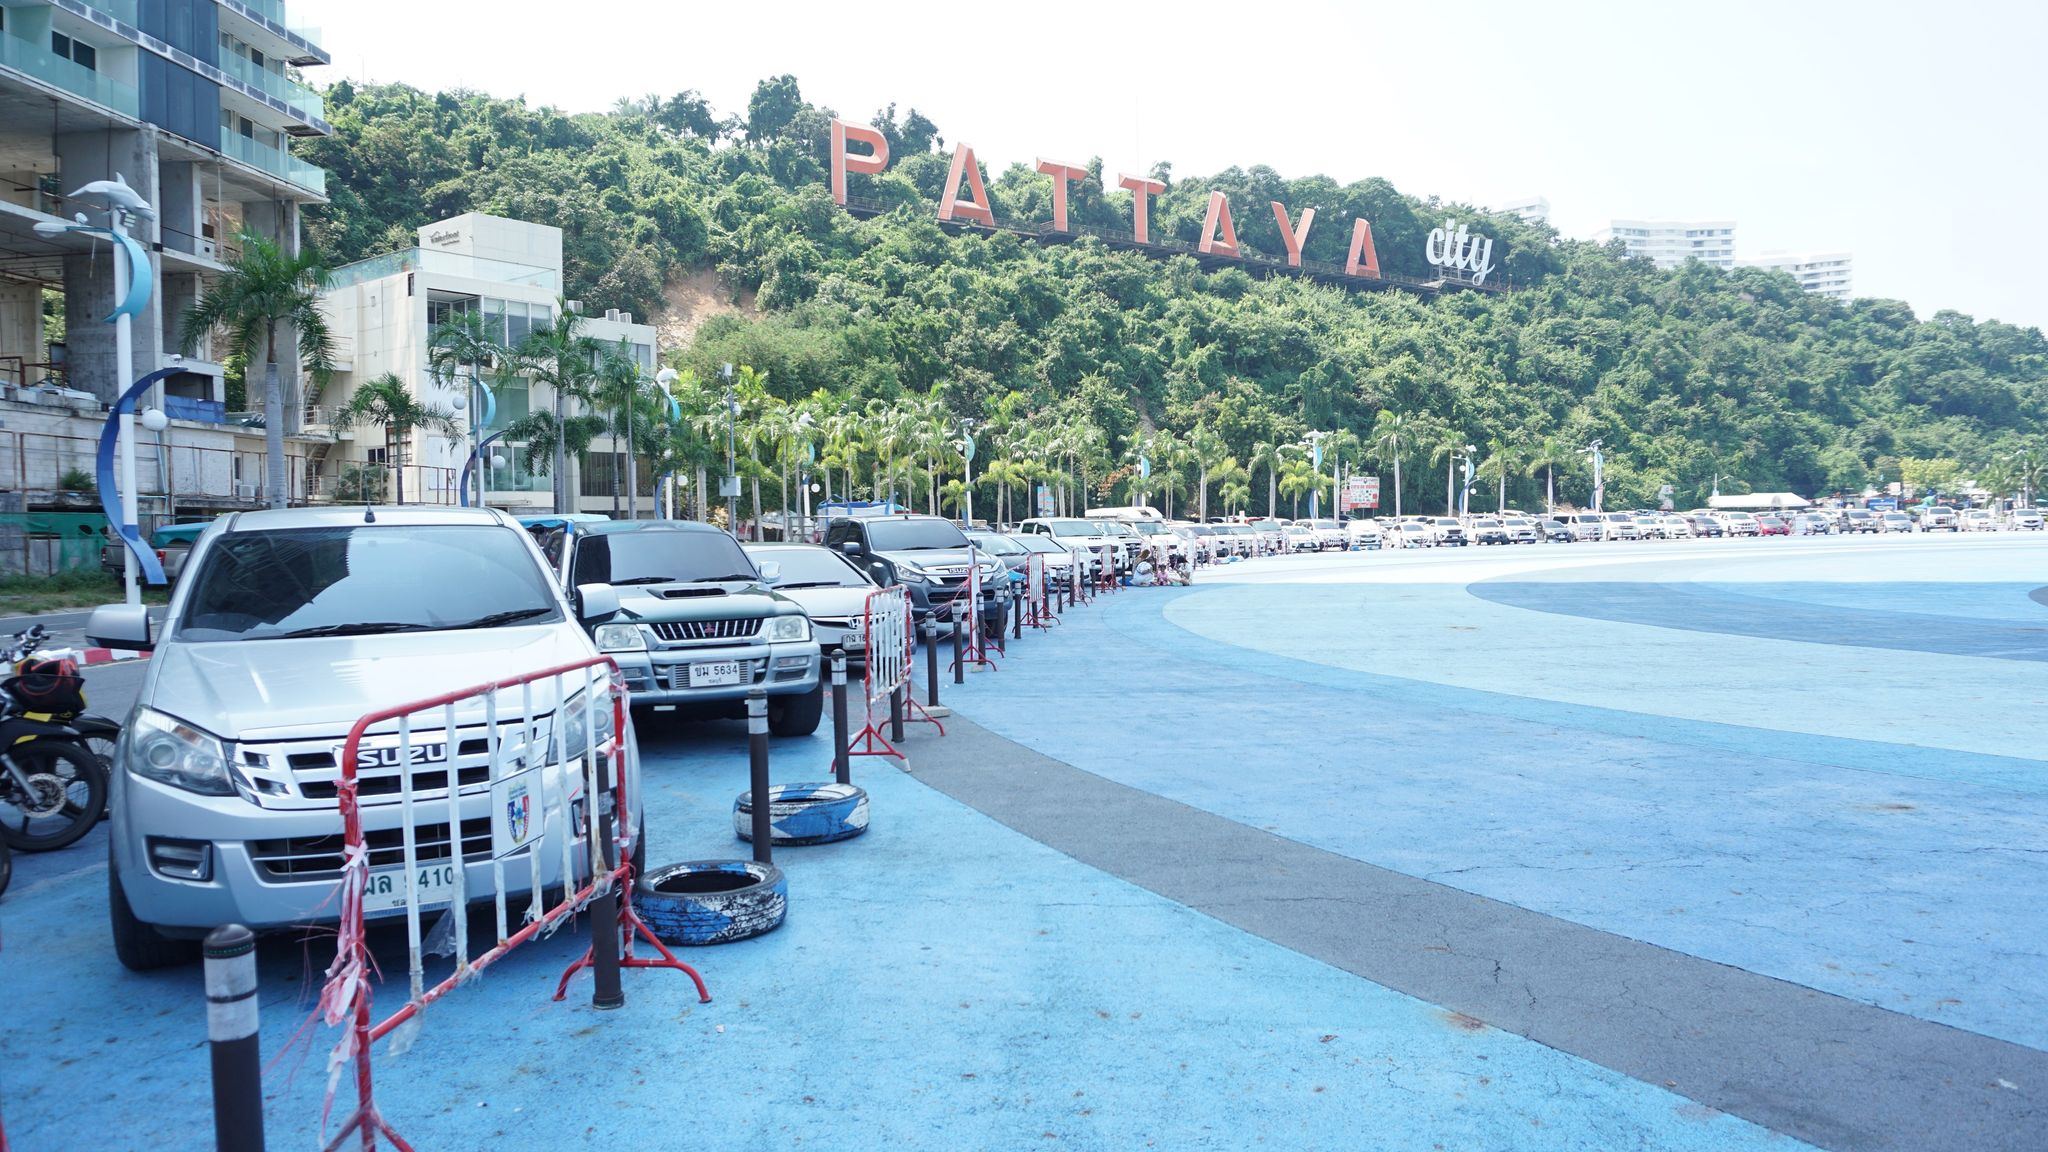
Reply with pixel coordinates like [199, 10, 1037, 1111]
[827, 119, 1499, 288]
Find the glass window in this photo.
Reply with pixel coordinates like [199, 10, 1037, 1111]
[179, 525, 561, 641]
[865, 518, 970, 550]
[506, 301, 534, 347]
[571, 529, 756, 586]
[481, 298, 506, 345]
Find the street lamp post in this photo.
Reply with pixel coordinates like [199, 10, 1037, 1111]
[1457, 444, 1476, 518]
[35, 177, 155, 605]
[1305, 431, 1328, 519]
[721, 363, 739, 537]
[959, 418, 977, 527]
[451, 374, 495, 510]
[1585, 439, 1605, 513]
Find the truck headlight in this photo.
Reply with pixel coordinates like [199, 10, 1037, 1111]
[764, 615, 811, 643]
[558, 689, 618, 760]
[593, 622, 644, 652]
[895, 567, 930, 584]
[128, 708, 235, 796]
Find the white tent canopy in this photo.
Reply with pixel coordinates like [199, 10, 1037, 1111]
[1708, 492, 1811, 510]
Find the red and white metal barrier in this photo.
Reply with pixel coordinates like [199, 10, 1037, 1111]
[315, 657, 707, 1151]
[1024, 552, 1056, 629]
[845, 586, 924, 759]
[1098, 544, 1116, 590]
[952, 560, 1000, 673]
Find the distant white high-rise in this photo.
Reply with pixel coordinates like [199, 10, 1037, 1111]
[1497, 196, 1550, 223]
[1736, 251, 1854, 302]
[1596, 219, 1737, 269]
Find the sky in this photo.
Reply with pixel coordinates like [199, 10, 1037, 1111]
[296, 0, 2048, 331]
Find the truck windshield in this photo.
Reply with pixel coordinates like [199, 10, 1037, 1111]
[574, 529, 756, 585]
[1049, 522, 1101, 538]
[866, 519, 970, 550]
[180, 525, 560, 641]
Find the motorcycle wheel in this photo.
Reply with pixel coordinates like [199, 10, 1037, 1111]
[0, 741, 108, 852]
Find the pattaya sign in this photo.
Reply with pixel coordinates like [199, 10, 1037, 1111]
[828, 118, 1498, 287]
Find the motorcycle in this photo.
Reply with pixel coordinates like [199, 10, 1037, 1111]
[0, 627, 113, 852]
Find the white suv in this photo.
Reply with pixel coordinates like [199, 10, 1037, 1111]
[1018, 517, 1135, 572]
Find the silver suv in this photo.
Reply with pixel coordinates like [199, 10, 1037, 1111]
[86, 507, 627, 970]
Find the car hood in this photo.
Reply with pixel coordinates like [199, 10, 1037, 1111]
[150, 625, 596, 741]
[612, 579, 798, 620]
[772, 583, 875, 620]
[877, 546, 997, 574]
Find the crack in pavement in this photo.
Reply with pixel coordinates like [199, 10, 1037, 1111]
[904, 713, 2047, 1152]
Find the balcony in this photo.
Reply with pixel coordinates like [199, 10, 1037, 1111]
[215, 0, 326, 65]
[0, 30, 140, 119]
[220, 131, 326, 196]
[217, 50, 323, 122]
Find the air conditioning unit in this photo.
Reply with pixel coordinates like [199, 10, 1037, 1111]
[235, 481, 258, 500]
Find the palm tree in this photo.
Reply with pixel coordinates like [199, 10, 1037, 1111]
[1278, 458, 1315, 517]
[501, 410, 606, 495]
[1480, 436, 1523, 514]
[1188, 424, 1228, 522]
[1369, 410, 1418, 519]
[1249, 440, 1288, 517]
[513, 303, 600, 514]
[1428, 425, 1472, 516]
[334, 373, 462, 505]
[1216, 456, 1251, 515]
[180, 231, 335, 508]
[1523, 436, 1575, 516]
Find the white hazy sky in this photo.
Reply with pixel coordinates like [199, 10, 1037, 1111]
[298, 0, 2047, 331]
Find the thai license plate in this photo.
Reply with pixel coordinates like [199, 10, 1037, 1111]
[362, 861, 460, 912]
[689, 660, 744, 687]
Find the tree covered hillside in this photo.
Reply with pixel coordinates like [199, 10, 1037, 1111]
[299, 77, 2048, 513]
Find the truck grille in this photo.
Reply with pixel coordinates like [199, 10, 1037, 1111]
[650, 618, 762, 642]
[249, 817, 493, 879]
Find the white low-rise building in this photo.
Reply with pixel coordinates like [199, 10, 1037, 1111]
[316, 213, 657, 514]
[1736, 250, 1854, 302]
[1596, 219, 1737, 269]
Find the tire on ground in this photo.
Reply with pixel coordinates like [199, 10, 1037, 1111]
[734, 782, 869, 846]
[635, 860, 787, 946]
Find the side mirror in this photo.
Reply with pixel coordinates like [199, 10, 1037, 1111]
[86, 603, 154, 651]
[839, 540, 863, 556]
[756, 560, 782, 585]
[575, 583, 620, 623]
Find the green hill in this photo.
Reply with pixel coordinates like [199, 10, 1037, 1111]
[300, 77, 2047, 514]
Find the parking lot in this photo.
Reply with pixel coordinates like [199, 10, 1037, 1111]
[2, 529, 2042, 1150]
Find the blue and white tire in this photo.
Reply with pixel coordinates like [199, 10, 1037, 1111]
[635, 860, 787, 946]
[734, 782, 869, 846]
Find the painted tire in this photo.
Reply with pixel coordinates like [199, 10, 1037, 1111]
[733, 782, 869, 846]
[635, 860, 786, 947]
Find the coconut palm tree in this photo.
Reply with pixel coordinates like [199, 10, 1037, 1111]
[1428, 424, 1473, 516]
[1523, 436, 1575, 516]
[180, 231, 335, 508]
[1278, 457, 1315, 518]
[1249, 439, 1289, 517]
[334, 373, 462, 505]
[1188, 424, 1228, 522]
[1480, 436, 1523, 514]
[512, 303, 600, 513]
[1369, 409, 1421, 519]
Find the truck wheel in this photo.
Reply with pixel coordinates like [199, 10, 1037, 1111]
[768, 682, 824, 737]
[734, 782, 869, 846]
[109, 857, 200, 971]
[635, 860, 786, 946]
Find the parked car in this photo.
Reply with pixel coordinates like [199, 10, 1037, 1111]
[1600, 512, 1643, 541]
[1429, 517, 1468, 546]
[745, 542, 880, 666]
[1838, 508, 1880, 534]
[828, 515, 1008, 633]
[1536, 517, 1573, 542]
[963, 530, 1033, 586]
[1561, 513, 1607, 542]
[1912, 506, 1959, 532]
[86, 506, 634, 970]
[1468, 517, 1510, 545]
[1344, 519, 1384, 550]
[1717, 512, 1760, 537]
[1301, 519, 1346, 551]
[1654, 514, 1695, 539]
[1631, 514, 1663, 539]
[1684, 510, 1723, 538]
[1500, 516, 1539, 544]
[1283, 523, 1318, 552]
[539, 520, 822, 732]
[2008, 508, 2044, 531]
[101, 521, 209, 587]
[1392, 520, 1435, 548]
[1789, 512, 1832, 536]
[1958, 509, 1997, 532]
[1010, 531, 1081, 587]
[1754, 514, 1790, 537]
[1177, 522, 1230, 561]
[1879, 511, 1917, 533]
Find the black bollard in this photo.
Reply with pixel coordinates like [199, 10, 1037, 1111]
[830, 649, 850, 786]
[589, 800, 625, 1010]
[204, 924, 266, 1152]
[889, 680, 905, 742]
[747, 689, 771, 865]
[951, 601, 966, 684]
[1012, 583, 1023, 642]
[924, 621, 942, 707]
